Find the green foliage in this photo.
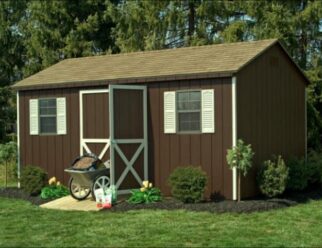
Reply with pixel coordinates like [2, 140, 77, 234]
[40, 185, 69, 199]
[0, 141, 17, 187]
[127, 187, 161, 204]
[258, 156, 289, 197]
[168, 166, 207, 203]
[226, 139, 254, 177]
[286, 157, 308, 191]
[0, 0, 322, 149]
[307, 150, 322, 185]
[20, 166, 47, 196]
[0, 141, 17, 164]
[21, 0, 118, 77]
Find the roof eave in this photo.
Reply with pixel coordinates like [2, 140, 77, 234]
[12, 71, 234, 91]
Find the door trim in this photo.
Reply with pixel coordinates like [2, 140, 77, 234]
[79, 89, 110, 160]
[109, 84, 148, 192]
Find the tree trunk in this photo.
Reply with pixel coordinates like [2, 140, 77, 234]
[237, 170, 241, 202]
[187, 0, 195, 45]
[5, 161, 7, 188]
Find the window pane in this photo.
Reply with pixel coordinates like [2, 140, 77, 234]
[40, 106, 56, 115]
[40, 116, 57, 134]
[190, 91, 201, 101]
[177, 92, 189, 102]
[178, 112, 200, 132]
[177, 91, 201, 111]
[39, 99, 56, 108]
[39, 99, 57, 115]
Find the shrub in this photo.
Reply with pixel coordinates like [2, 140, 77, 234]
[257, 156, 289, 197]
[127, 181, 161, 204]
[21, 166, 47, 196]
[41, 185, 69, 199]
[286, 157, 308, 191]
[307, 151, 322, 185]
[168, 166, 207, 203]
[226, 139, 254, 201]
[40, 176, 69, 199]
[0, 141, 17, 187]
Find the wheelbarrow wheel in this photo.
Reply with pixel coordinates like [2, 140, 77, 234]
[69, 177, 91, 201]
[91, 175, 110, 200]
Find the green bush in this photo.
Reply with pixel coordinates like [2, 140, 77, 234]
[168, 166, 207, 203]
[307, 151, 322, 185]
[127, 181, 161, 204]
[257, 156, 289, 197]
[21, 166, 47, 196]
[286, 157, 308, 191]
[40, 185, 69, 199]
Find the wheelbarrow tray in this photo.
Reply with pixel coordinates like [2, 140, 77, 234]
[64, 168, 109, 188]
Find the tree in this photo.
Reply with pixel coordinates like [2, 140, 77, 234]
[21, 0, 118, 77]
[226, 139, 254, 202]
[0, 1, 25, 142]
[0, 141, 17, 187]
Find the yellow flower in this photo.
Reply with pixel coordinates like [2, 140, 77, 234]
[149, 183, 153, 188]
[48, 177, 57, 185]
[56, 181, 61, 186]
[142, 181, 149, 188]
[140, 187, 146, 192]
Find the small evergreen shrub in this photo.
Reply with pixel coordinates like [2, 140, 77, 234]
[168, 166, 207, 203]
[286, 157, 308, 191]
[257, 156, 289, 197]
[127, 181, 161, 204]
[307, 151, 322, 185]
[21, 166, 47, 196]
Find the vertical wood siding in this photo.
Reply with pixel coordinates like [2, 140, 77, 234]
[147, 78, 233, 199]
[237, 44, 306, 198]
[19, 78, 233, 199]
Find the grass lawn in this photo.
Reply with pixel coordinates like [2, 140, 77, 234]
[0, 197, 322, 247]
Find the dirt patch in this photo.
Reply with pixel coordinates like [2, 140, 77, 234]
[0, 187, 50, 206]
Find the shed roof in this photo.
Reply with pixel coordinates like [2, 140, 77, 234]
[13, 39, 308, 90]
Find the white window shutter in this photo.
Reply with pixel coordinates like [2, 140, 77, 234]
[164, 91, 176, 133]
[29, 99, 39, 135]
[201, 89, 215, 133]
[56, 97, 67, 135]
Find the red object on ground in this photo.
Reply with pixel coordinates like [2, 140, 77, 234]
[97, 203, 103, 208]
[102, 203, 112, 209]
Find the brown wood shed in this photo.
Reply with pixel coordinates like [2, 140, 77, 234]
[13, 39, 308, 200]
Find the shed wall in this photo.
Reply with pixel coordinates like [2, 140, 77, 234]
[148, 78, 233, 199]
[19, 77, 233, 199]
[236, 44, 306, 198]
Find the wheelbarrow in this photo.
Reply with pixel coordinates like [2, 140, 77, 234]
[64, 153, 110, 200]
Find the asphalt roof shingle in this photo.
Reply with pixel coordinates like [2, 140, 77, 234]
[13, 39, 279, 89]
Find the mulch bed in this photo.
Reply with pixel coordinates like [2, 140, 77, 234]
[105, 188, 322, 214]
[0, 187, 50, 206]
[1, 187, 321, 213]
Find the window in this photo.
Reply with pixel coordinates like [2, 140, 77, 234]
[30, 98, 66, 135]
[176, 91, 201, 132]
[39, 99, 57, 134]
[164, 89, 214, 134]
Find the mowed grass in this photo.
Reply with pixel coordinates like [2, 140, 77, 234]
[0, 197, 322, 247]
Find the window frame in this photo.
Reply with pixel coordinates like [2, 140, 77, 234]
[176, 89, 202, 134]
[38, 98, 58, 135]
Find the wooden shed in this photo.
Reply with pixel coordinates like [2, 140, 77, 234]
[13, 39, 308, 200]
